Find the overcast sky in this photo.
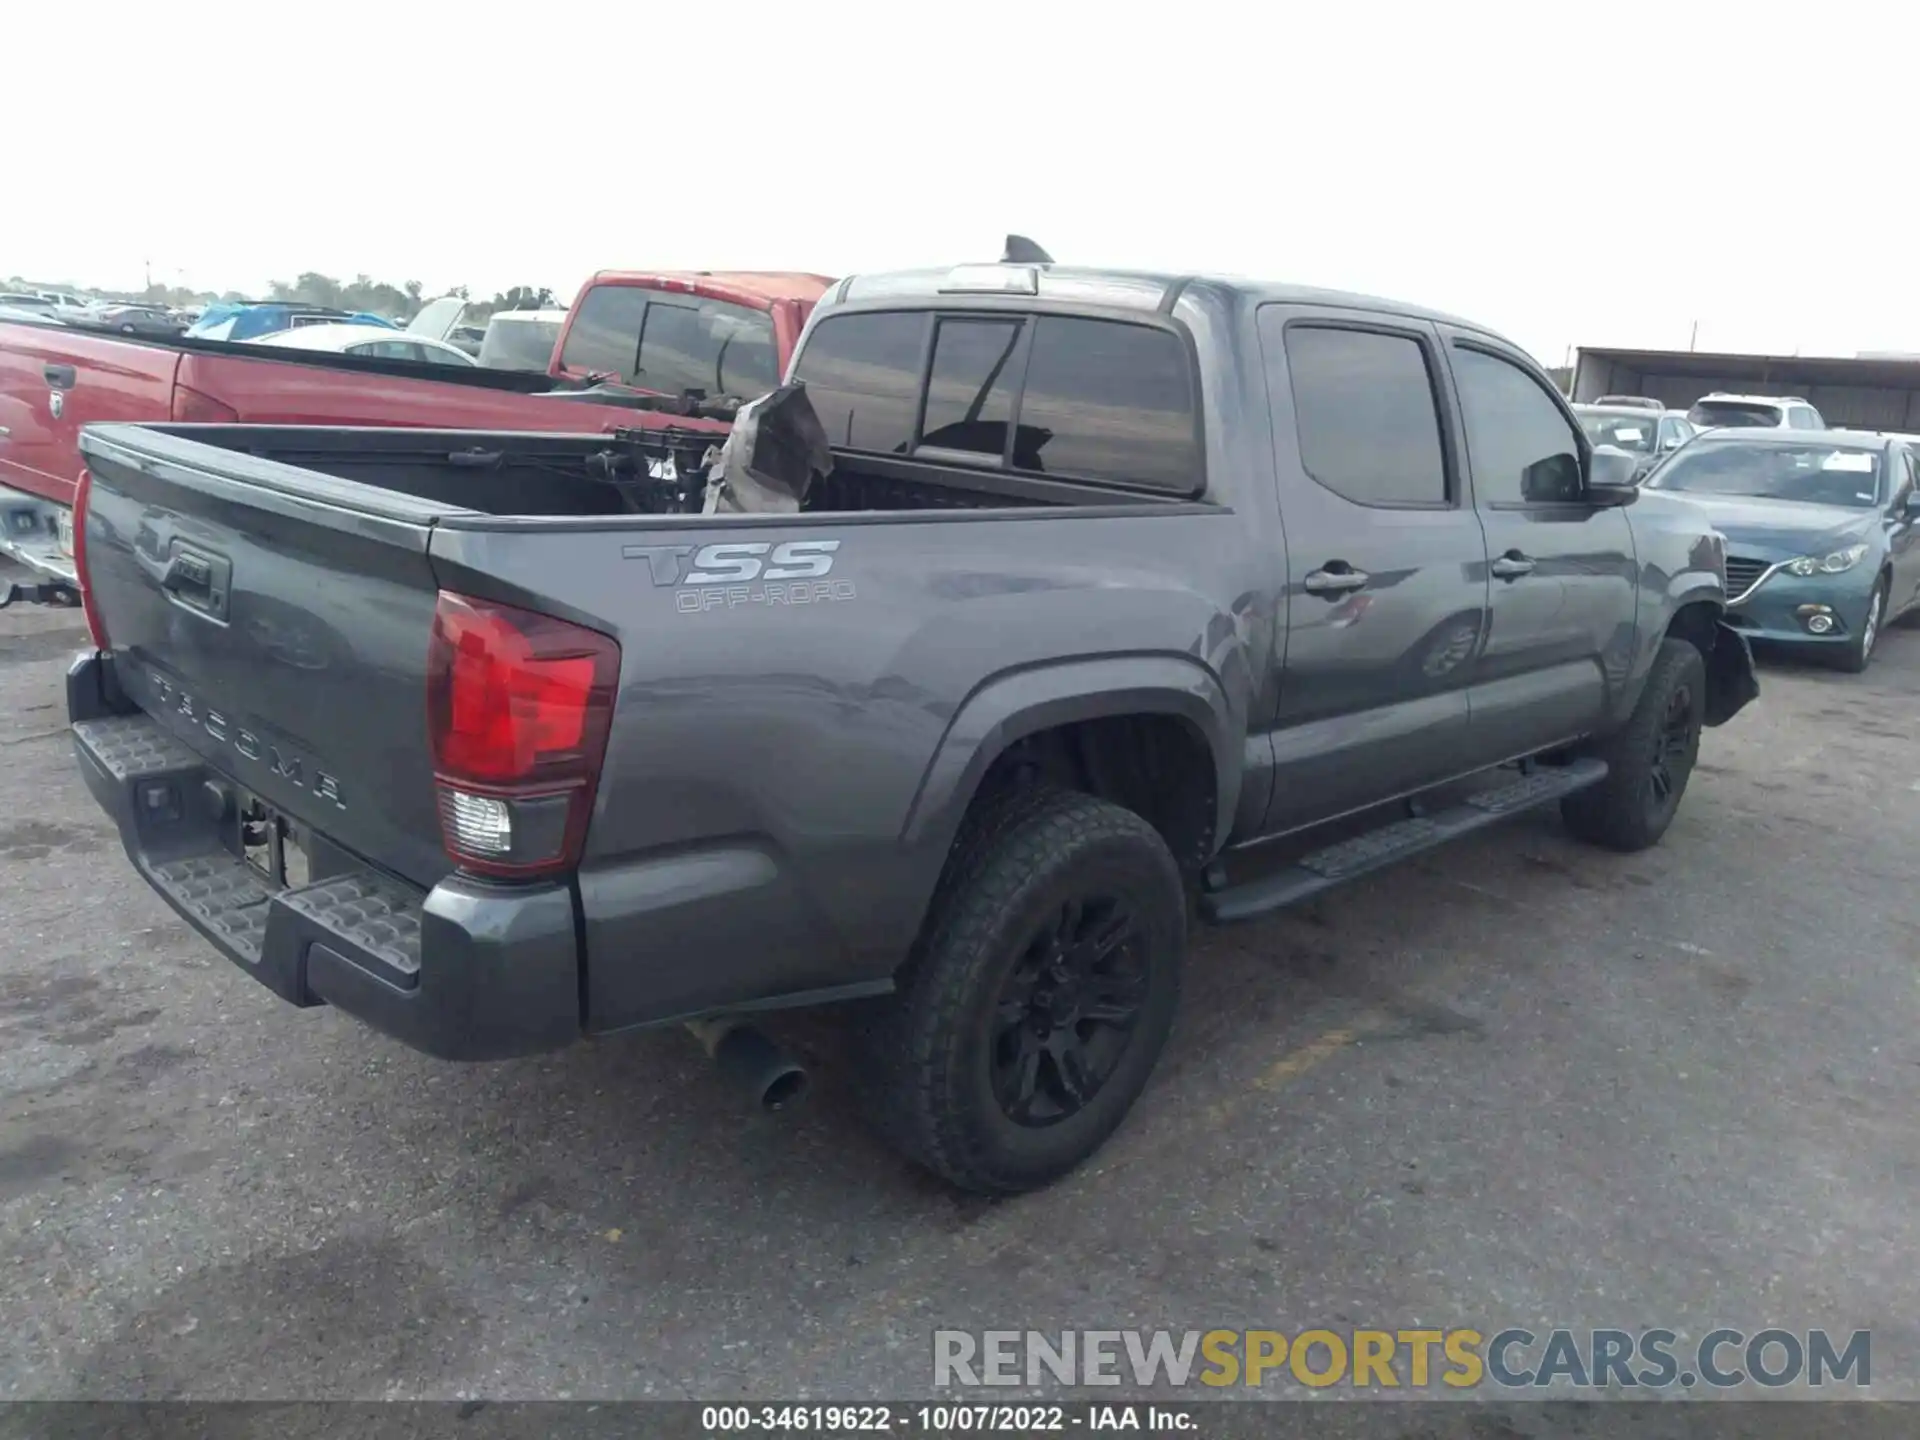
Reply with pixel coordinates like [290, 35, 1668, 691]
[9, 1, 1914, 364]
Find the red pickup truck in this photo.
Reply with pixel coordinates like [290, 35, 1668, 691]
[547, 269, 831, 391]
[0, 270, 833, 586]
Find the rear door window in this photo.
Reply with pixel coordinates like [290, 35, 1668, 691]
[1690, 400, 1784, 429]
[557, 284, 649, 380]
[1278, 324, 1449, 507]
[354, 340, 422, 361]
[1014, 317, 1198, 491]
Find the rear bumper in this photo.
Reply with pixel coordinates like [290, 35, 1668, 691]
[0, 480, 77, 586]
[69, 654, 580, 1060]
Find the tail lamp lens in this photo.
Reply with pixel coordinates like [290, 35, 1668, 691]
[72, 467, 109, 651]
[426, 592, 620, 878]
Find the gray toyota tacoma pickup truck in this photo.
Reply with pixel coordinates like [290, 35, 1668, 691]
[65, 256, 1758, 1194]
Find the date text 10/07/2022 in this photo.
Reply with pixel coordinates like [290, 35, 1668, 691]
[701, 1405, 1196, 1433]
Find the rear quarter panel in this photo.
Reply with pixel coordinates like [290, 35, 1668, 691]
[426, 506, 1268, 1021]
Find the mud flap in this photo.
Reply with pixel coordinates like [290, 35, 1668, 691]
[702, 382, 833, 514]
[1703, 621, 1759, 727]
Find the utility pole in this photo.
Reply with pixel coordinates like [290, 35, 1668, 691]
[1689, 319, 1699, 352]
[144, 258, 152, 291]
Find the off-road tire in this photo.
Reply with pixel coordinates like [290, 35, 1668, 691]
[1832, 575, 1888, 673]
[1560, 637, 1706, 853]
[854, 786, 1186, 1195]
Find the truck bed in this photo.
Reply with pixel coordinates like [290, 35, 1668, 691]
[70, 420, 1229, 1045]
[0, 322, 739, 583]
[105, 422, 1211, 517]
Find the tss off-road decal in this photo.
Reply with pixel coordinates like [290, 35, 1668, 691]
[622, 539, 856, 613]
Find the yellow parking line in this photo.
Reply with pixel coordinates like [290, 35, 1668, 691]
[1256, 1024, 1366, 1089]
[1205, 1015, 1380, 1129]
[796, 1014, 1386, 1373]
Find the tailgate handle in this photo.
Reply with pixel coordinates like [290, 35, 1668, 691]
[44, 364, 76, 389]
[160, 546, 231, 622]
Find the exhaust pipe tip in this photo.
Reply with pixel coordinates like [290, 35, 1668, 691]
[687, 1019, 810, 1111]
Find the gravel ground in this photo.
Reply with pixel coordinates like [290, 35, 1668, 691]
[3, 563, 1917, 1407]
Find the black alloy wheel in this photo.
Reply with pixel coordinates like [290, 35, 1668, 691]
[1648, 679, 1696, 813]
[991, 896, 1148, 1127]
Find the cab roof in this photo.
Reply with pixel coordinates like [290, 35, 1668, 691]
[580, 270, 837, 310]
[825, 261, 1509, 341]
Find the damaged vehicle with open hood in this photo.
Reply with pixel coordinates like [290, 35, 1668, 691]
[61, 239, 1757, 1194]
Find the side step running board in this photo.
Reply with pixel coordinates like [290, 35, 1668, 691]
[1200, 758, 1609, 924]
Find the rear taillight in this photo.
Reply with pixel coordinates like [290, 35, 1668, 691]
[72, 468, 108, 651]
[426, 591, 620, 879]
[173, 385, 239, 424]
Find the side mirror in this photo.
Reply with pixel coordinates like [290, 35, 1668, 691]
[1584, 445, 1643, 505]
[1582, 445, 1643, 495]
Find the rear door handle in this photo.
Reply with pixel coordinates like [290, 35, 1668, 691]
[43, 364, 75, 389]
[1490, 552, 1536, 580]
[1302, 565, 1370, 597]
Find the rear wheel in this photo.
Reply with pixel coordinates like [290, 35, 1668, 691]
[1561, 637, 1705, 853]
[1833, 576, 1887, 673]
[855, 787, 1185, 1195]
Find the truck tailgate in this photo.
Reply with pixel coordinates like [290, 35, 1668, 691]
[77, 424, 454, 890]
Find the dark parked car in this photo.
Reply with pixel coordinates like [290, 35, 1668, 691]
[66, 256, 1757, 1194]
[1640, 428, 1920, 671]
[96, 304, 185, 336]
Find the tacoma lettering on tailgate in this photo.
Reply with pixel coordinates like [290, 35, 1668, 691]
[128, 663, 345, 810]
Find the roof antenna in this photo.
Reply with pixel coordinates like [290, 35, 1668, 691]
[1002, 234, 1054, 265]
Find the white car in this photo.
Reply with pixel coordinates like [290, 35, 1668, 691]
[0, 303, 66, 327]
[1687, 392, 1826, 431]
[476, 308, 568, 371]
[246, 322, 476, 367]
[0, 292, 61, 318]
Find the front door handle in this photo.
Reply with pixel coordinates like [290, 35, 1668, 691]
[1490, 552, 1536, 580]
[43, 364, 75, 389]
[1302, 564, 1370, 597]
